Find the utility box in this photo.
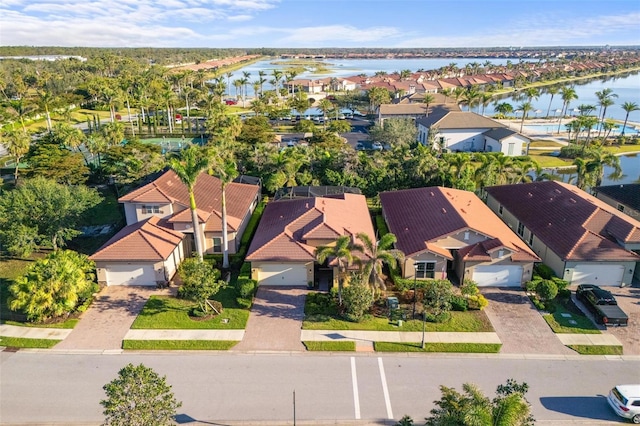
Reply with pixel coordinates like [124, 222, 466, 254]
[386, 297, 399, 311]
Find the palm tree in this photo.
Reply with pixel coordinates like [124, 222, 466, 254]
[557, 86, 578, 134]
[422, 93, 435, 116]
[3, 128, 30, 184]
[494, 102, 513, 118]
[356, 232, 404, 294]
[518, 101, 533, 133]
[620, 102, 639, 137]
[315, 235, 361, 306]
[168, 145, 210, 261]
[479, 93, 493, 116]
[545, 86, 559, 118]
[595, 88, 618, 137]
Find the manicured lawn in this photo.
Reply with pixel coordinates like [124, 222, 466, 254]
[131, 286, 249, 329]
[0, 336, 61, 348]
[122, 340, 238, 350]
[567, 345, 623, 355]
[528, 153, 574, 168]
[374, 342, 502, 353]
[530, 140, 565, 148]
[303, 310, 493, 332]
[1, 257, 35, 322]
[543, 309, 601, 334]
[303, 341, 356, 351]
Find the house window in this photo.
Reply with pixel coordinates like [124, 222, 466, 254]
[617, 204, 625, 212]
[517, 222, 525, 237]
[464, 231, 470, 241]
[415, 262, 436, 279]
[528, 233, 534, 246]
[212, 237, 222, 253]
[141, 205, 161, 214]
[498, 205, 504, 215]
[497, 249, 504, 258]
[508, 143, 515, 155]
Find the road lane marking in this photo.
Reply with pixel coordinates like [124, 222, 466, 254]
[350, 356, 361, 419]
[378, 357, 393, 419]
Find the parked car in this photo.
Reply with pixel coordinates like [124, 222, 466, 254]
[607, 384, 640, 423]
[576, 284, 629, 326]
[224, 99, 237, 105]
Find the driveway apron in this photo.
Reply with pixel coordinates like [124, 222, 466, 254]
[482, 287, 573, 355]
[233, 286, 307, 352]
[54, 285, 167, 351]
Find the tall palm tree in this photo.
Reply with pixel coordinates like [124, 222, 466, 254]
[595, 88, 617, 137]
[422, 93, 435, 116]
[620, 102, 639, 137]
[2, 128, 30, 184]
[315, 235, 361, 305]
[168, 145, 210, 261]
[557, 86, 578, 134]
[356, 232, 404, 293]
[545, 86, 559, 118]
[518, 101, 533, 133]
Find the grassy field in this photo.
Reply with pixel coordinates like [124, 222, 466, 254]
[543, 310, 601, 334]
[303, 310, 493, 332]
[374, 342, 502, 353]
[303, 341, 356, 351]
[122, 340, 238, 350]
[567, 345, 623, 355]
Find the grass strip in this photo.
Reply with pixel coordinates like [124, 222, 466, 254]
[122, 340, 238, 350]
[375, 342, 502, 353]
[0, 336, 61, 348]
[303, 341, 356, 351]
[566, 345, 623, 355]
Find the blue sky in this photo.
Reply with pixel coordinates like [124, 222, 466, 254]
[1, 0, 639, 48]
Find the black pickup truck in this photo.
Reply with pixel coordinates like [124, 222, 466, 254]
[576, 284, 629, 327]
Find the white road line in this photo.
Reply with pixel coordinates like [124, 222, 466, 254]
[378, 357, 393, 419]
[350, 356, 361, 419]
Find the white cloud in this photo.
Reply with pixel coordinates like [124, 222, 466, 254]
[280, 25, 402, 44]
[227, 14, 253, 22]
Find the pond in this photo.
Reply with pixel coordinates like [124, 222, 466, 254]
[536, 153, 640, 186]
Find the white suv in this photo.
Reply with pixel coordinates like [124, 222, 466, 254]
[608, 384, 640, 423]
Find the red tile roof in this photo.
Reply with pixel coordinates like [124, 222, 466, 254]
[380, 187, 538, 261]
[246, 194, 375, 262]
[120, 169, 259, 232]
[484, 181, 640, 261]
[90, 216, 184, 262]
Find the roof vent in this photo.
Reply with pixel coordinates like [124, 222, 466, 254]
[430, 191, 434, 196]
[305, 202, 309, 208]
[569, 198, 576, 203]
[527, 192, 532, 198]
[554, 189, 561, 194]
[461, 208, 466, 214]
[442, 208, 447, 214]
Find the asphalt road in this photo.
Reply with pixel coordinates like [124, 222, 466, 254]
[1, 351, 637, 425]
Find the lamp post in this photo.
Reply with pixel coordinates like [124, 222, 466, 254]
[421, 311, 426, 349]
[412, 262, 418, 319]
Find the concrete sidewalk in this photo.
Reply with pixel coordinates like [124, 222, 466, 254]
[0, 324, 72, 340]
[557, 334, 623, 346]
[301, 330, 501, 344]
[124, 329, 245, 341]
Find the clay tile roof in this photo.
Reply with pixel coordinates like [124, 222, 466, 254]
[380, 187, 538, 261]
[120, 169, 259, 233]
[246, 193, 374, 262]
[484, 181, 640, 262]
[167, 207, 210, 223]
[90, 216, 184, 262]
[595, 184, 640, 211]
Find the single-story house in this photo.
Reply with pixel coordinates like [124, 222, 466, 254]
[380, 187, 539, 287]
[416, 111, 531, 156]
[593, 183, 640, 220]
[91, 216, 185, 286]
[245, 192, 375, 286]
[119, 169, 260, 256]
[484, 181, 640, 286]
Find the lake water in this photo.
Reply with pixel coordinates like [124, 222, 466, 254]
[226, 58, 640, 124]
[538, 153, 640, 186]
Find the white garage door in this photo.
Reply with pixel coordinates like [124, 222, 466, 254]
[472, 265, 523, 287]
[572, 264, 624, 286]
[258, 263, 307, 286]
[106, 264, 156, 286]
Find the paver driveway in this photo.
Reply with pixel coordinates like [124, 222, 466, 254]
[55, 285, 170, 351]
[482, 287, 573, 355]
[233, 286, 307, 352]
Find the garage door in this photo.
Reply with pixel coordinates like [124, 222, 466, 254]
[472, 265, 523, 287]
[572, 264, 624, 286]
[257, 263, 307, 286]
[106, 264, 156, 286]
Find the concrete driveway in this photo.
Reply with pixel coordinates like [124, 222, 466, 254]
[586, 286, 640, 355]
[482, 287, 573, 355]
[54, 285, 170, 351]
[232, 286, 307, 352]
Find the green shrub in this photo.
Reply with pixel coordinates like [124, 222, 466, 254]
[375, 215, 389, 237]
[536, 279, 558, 301]
[342, 278, 375, 322]
[235, 277, 257, 299]
[534, 264, 556, 279]
[460, 279, 479, 296]
[451, 295, 469, 312]
[525, 279, 538, 293]
[467, 294, 488, 310]
[239, 262, 251, 276]
[305, 292, 338, 316]
[423, 279, 453, 323]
